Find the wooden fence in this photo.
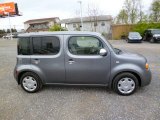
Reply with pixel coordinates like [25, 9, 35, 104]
[111, 24, 135, 40]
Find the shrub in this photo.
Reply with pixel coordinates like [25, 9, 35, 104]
[49, 24, 67, 31]
[133, 22, 160, 35]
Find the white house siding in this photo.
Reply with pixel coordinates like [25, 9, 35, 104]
[66, 21, 111, 34]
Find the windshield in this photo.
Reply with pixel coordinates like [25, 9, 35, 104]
[151, 30, 160, 34]
[101, 35, 122, 54]
[129, 32, 141, 37]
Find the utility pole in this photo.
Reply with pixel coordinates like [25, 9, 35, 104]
[7, 12, 13, 40]
[78, 1, 83, 31]
[2, 7, 13, 40]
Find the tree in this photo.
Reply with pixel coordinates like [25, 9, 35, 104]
[11, 28, 17, 33]
[87, 4, 102, 32]
[150, 0, 160, 22]
[116, 0, 145, 24]
[124, 0, 138, 24]
[138, 0, 143, 22]
[116, 9, 128, 24]
[49, 24, 67, 31]
[0, 29, 6, 37]
[7, 29, 10, 33]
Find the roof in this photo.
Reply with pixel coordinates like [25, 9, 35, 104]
[24, 17, 59, 24]
[61, 15, 112, 24]
[18, 31, 101, 37]
[147, 29, 160, 31]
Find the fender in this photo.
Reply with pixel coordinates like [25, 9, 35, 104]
[16, 64, 46, 84]
[108, 63, 143, 88]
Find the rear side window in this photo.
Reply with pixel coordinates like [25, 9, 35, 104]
[18, 37, 30, 55]
[32, 36, 60, 55]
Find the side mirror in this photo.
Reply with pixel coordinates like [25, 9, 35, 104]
[99, 48, 107, 56]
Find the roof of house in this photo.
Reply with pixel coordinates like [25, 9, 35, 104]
[24, 17, 59, 24]
[61, 15, 112, 24]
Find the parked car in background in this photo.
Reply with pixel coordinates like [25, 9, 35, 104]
[127, 32, 142, 43]
[12, 33, 18, 38]
[2, 34, 14, 39]
[143, 29, 160, 43]
[14, 31, 151, 96]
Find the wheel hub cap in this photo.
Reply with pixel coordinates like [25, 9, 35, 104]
[22, 76, 37, 92]
[118, 77, 135, 94]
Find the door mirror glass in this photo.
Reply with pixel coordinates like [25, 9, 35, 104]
[99, 49, 107, 56]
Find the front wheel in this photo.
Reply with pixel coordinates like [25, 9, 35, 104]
[150, 38, 155, 43]
[113, 73, 138, 96]
[20, 72, 42, 93]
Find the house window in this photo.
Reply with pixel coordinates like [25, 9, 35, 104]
[94, 22, 97, 26]
[101, 22, 105, 26]
[73, 24, 76, 28]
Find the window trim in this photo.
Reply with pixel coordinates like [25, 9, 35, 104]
[67, 35, 105, 56]
[31, 36, 61, 56]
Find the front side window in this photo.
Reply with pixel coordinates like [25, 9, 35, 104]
[32, 36, 60, 55]
[68, 36, 103, 55]
[18, 37, 30, 55]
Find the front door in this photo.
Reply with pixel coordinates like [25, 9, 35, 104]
[31, 36, 65, 84]
[64, 35, 110, 84]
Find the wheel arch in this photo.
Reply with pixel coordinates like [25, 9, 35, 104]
[110, 71, 141, 88]
[18, 70, 44, 85]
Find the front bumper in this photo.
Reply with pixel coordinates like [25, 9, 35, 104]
[154, 37, 160, 41]
[128, 39, 142, 43]
[141, 69, 152, 87]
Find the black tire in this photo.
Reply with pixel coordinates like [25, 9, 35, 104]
[113, 72, 139, 96]
[142, 37, 146, 41]
[150, 38, 155, 43]
[20, 72, 42, 93]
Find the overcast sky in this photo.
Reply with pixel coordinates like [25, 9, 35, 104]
[0, 0, 152, 30]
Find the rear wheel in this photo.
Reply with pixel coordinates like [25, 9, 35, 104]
[20, 72, 42, 93]
[113, 72, 138, 96]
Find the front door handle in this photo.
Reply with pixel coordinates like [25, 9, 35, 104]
[68, 59, 75, 64]
[33, 59, 40, 64]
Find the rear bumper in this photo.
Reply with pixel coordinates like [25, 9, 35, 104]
[13, 67, 19, 84]
[141, 69, 152, 87]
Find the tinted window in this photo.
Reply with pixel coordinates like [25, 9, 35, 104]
[32, 36, 60, 55]
[151, 30, 160, 34]
[18, 37, 30, 55]
[68, 36, 103, 55]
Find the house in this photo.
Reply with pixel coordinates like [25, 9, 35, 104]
[61, 15, 112, 34]
[24, 17, 60, 32]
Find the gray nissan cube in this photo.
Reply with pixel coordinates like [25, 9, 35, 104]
[14, 31, 151, 95]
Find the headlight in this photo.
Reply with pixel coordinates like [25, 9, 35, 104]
[145, 63, 149, 70]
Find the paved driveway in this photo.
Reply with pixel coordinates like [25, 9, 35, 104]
[0, 39, 160, 120]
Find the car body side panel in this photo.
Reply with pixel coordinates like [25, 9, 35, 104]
[30, 35, 65, 84]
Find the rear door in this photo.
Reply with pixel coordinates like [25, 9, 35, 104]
[64, 35, 111, 85]
[30, 35, 65, 84]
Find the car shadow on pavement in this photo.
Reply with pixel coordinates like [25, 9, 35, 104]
[41, 85, 114, 94]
